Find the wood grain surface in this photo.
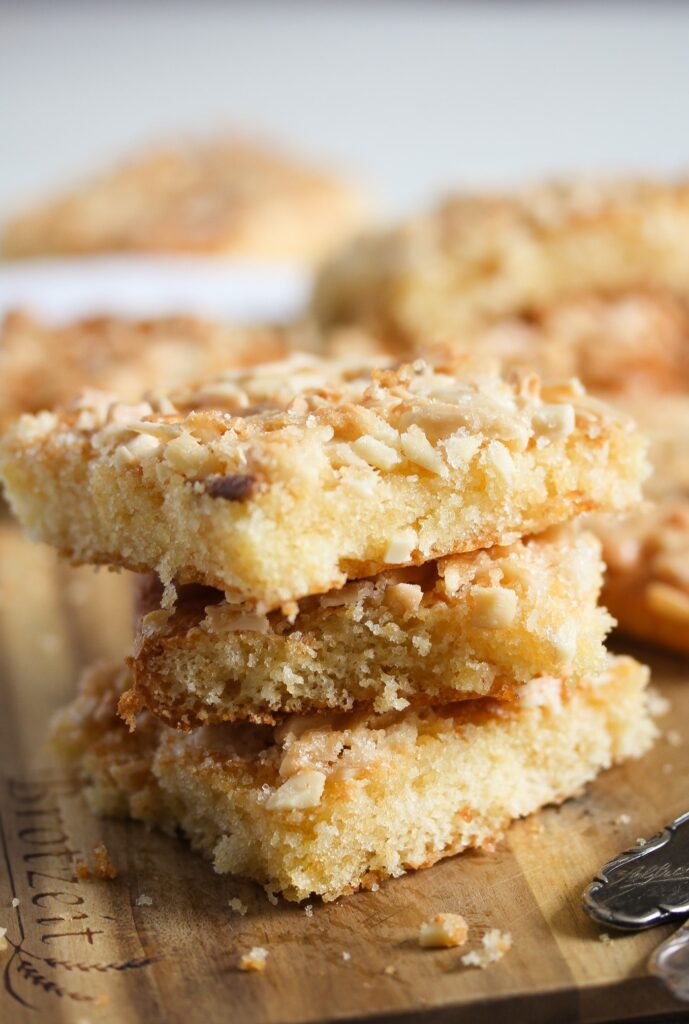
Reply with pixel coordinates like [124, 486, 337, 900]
[0, 521, 688, 1024]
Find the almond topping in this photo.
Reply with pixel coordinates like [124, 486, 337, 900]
[384, 528, 418, 564]
[471, 586, 518, 628]
[265, 770, 326, 811]
[400, 425, 447, 476]
[532, 403, 575, 439]
[351, 435, 400, 471]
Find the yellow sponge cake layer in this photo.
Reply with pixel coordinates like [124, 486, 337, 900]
[52, 656, 655, 903]
[125, 528, 613, 725]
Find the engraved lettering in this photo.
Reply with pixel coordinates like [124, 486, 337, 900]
[17, 828, 70, 846]
[41, 927, 104, 945]
[32, 892, 85, 908]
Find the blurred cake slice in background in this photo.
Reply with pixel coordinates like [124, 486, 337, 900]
[2, 136, 370, 265]
[311, 178, 689, 343]
[0, 311, 293, 431]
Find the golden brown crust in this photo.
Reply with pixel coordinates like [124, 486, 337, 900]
[3, 138, 368, 264]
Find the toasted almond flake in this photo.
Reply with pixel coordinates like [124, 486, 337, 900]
[400, 424, 447, 476]
[351, 434, 400, 471]
[532, 403, 575, 439]
[384, 528, 418, 564]
[471, 586, 518, 628]
[442, 433, 481, 469]
[164, 432, 211, 475]
[114, 432, 161, 467]
[266, 770, 326, 811]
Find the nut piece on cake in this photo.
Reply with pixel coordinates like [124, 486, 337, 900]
[312, 179, 689, 342]
[0, 356, 649, 610]
[123, 527, 614, 726]
[2, 137, 368, 265]
[51, 655, 656, 903]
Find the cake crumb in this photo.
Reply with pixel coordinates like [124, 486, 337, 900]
[383, 965, 397, 976]
[229, 898, 248, 916]
[341, 951, 351, 962]
[75, 859, 90, 880]
[419, 913, 469, 949]
[370, 882, 380, 892]
[93, 842, 117, 879]
[613, 813, 631, 826]
[647, 689, 670, 718]
[76, 842, 118, 881]
[304, 904, 314, 918]
[239, 946, 268, 972]
[666, 730, 682, 747]
[461, 929, 512, 968]
[135, 894, 153, 907]
[599, 932, 612, 944]
[264, 888, 278, 906]
[10, 898, 19, 908]
[635, 837, 647, 846]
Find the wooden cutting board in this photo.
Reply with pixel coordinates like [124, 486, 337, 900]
[1, 521, 688, 1024]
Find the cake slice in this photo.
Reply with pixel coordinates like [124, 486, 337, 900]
[2, 136, 368, 264]
[0, 357, 648, 609]
[312, 178, 689, 342]
[0, 311, 290, 430]
[52, 655, 656, 903]
[124, 527, 613, 726]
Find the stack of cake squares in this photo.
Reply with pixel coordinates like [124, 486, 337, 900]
[0, 354, 657, 902]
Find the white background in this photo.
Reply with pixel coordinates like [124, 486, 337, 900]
[2, 0, 689, 221]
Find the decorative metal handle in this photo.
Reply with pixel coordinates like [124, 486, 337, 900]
[583, 810, 689, 931]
